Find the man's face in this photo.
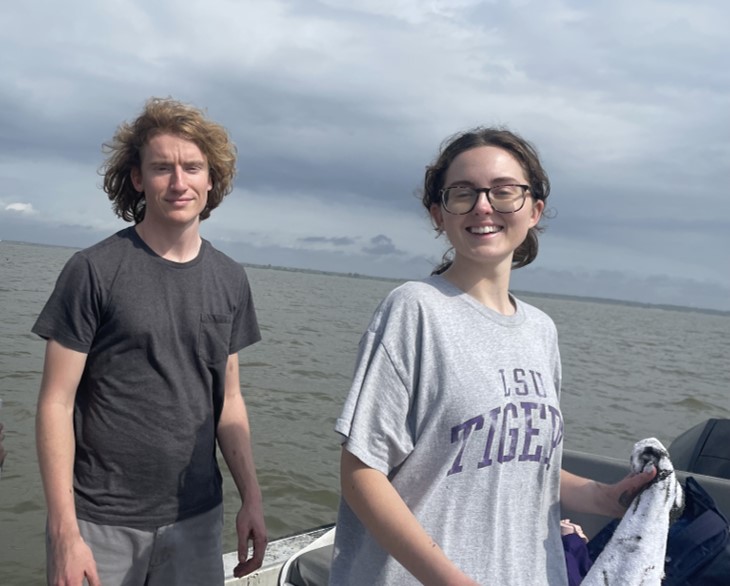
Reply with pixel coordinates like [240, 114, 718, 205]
[131, 133, 212, 229]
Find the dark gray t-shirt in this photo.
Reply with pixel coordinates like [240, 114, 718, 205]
[33, 227, 260, 529]
[331, 276, 567, 585]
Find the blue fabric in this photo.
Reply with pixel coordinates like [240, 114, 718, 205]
[663, 477, 729, 585]
[587, 477, 730, 585]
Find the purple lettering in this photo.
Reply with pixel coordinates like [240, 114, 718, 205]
[499, 369, 509, 397]
[542, 405, 564, 469]
[477, 407, 502, 469]
[497, 403, 519, 463]
[447, 415, 485, 476]
[530, 370, 547, 398]
[513, 369, 528, 395]
[518, 402, 543, 462]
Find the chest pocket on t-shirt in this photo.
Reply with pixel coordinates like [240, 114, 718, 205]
[198, 313, 233, 364]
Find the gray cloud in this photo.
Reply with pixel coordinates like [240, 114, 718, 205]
[0, 0, 728, 310]
[362, 234, 405, 256]
[298, 236, 356, 246]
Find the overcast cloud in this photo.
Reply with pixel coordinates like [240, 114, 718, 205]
[1, 0, 728, 310]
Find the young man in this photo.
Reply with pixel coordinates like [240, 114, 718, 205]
[34, 97, 266, 585]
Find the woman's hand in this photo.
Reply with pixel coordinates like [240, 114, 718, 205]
[598, 466, 658, 518]
[560, 466, 657, 519]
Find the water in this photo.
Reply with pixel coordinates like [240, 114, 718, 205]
[1, 240, 728, 584]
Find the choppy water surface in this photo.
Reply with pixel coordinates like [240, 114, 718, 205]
[1, 240, 728, 584]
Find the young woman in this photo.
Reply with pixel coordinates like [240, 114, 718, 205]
[329, 128, 655, 585]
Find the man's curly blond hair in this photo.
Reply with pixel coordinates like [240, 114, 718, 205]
[100, 97, 237, 223]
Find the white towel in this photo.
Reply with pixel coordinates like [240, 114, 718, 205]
[582, 438, 684, 586]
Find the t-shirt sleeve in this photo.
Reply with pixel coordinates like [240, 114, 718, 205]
[31, 252, 101, 353]
[335, 324, 415, 477]
[228, 267, 261, 354]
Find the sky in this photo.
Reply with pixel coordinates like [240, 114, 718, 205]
[1, 0, 729, 311]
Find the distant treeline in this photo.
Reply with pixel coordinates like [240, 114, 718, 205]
[240, 261, 730, 317]
[240, 261, 405, 284]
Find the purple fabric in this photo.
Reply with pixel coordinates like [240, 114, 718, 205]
[563, 533, 593, 586]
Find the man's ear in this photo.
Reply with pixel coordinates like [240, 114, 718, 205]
[131, 167, 143, 192]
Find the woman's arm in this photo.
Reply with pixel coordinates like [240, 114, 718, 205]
[340, 448, 479, 586]
[560, 467, 657, 518]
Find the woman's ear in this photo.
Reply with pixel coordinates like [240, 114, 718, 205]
[430, 203, 444, 233]
[529, 199, 545, 228]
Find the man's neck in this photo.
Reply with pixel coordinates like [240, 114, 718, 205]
[135, 220, 203, 263]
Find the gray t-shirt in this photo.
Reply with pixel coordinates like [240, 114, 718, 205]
[330, 276, 567, 585]
[32, 227, 260, 529]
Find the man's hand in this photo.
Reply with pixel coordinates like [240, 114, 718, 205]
[48, 532, 100, 586]
[233, 499, 267, 578]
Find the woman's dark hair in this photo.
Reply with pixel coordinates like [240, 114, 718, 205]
[100, 97, 237, 223]
[422, 127, 551, 273]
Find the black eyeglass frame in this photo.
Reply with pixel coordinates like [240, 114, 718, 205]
[439, 184, 531, 215]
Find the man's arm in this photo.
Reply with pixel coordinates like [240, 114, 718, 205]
[216, 353, 267, 579]
[340, 448, 479, 586]
[560, 467, 657, 518]
[36, 339, 100, 586]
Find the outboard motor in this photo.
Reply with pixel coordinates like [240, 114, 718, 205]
[669, 418, 730, 480]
